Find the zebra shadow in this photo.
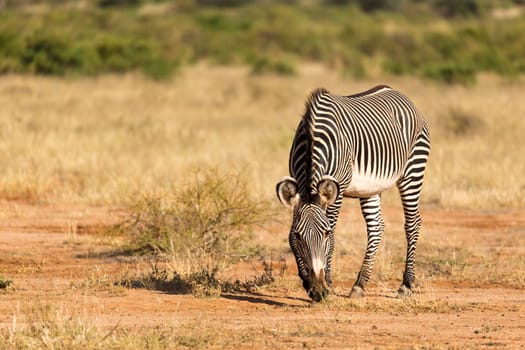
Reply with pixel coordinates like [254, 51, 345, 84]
[221, 293, 311, 308]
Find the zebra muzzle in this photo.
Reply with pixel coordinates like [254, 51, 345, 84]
[308, 268, 330, 302]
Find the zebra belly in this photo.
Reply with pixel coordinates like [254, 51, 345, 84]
[343, 170, 399, 198]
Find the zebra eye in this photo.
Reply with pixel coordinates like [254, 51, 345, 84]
[293, 232, 302, 241]
[324, 230, 332, 238]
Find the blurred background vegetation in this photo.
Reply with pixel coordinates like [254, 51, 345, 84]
[1, 0, 525, 83]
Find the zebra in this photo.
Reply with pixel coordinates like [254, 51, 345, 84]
[276, 85, 430, 302]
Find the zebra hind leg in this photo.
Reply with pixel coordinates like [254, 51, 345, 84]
[397, 181, 422, 297]
[350, 195, 385, 298]
[397, 170, 428, 296]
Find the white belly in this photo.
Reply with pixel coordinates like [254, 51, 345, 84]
[343, 170, 399, 198]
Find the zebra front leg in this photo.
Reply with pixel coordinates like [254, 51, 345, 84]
[324, 196, 343, 287]
[350, 195, 385, 298]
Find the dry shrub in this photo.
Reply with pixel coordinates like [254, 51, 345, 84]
[116, 167, 270, 260]
[439, 107, 486, 137]
[112, 167, 281, 297]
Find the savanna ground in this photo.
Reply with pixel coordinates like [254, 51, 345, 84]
[1, 64, 525, 349]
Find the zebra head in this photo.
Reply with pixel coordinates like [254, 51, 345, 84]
[276, 175, 339, 302]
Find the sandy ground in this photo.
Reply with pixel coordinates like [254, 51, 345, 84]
[1, 202, 524, 349]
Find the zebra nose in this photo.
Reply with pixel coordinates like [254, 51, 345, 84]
[310, 266, 328, 290]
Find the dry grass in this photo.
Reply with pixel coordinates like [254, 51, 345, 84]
[1, 73, 523, 349]
[0, 65, 525, 208]
[1, 64, 524, 208]
[324, 199, 525, 293]
[1, 302, 221, 350]
[0, 293, 499, 350]
[1, 207, 523, 348]
[0, 297, 462, 350]
[308, 293, 466, 314]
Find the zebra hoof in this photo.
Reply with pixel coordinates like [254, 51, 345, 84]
[397, 284, 412, 297]
[350, 285, 365, 298]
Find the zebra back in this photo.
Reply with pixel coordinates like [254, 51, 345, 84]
[289, 86, 428, 199]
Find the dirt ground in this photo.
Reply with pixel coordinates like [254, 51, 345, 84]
[1, 202, 524, 349]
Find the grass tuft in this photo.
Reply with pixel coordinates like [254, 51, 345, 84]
[0, 276, 13, 290]
[0, 302, 217, 349]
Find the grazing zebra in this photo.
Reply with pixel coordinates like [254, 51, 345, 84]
[276, 86, 430, 302]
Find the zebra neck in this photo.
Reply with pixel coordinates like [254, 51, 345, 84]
[304, 88, 343, 196]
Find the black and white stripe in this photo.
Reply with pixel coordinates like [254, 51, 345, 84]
[279, 85, 430, 299]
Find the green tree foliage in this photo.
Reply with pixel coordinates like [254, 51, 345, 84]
[97, 0, 143, 7]
[0, 0, 524, 83]
[433, 0, 482, 17]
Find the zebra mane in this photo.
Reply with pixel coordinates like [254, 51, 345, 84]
[301, 88, 329, 197]
[304, 87, 329, 142]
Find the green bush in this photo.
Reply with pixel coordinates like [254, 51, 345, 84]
[21, 33, 76, 75]
[1, 1, 525, 82]
[0, 29, 23, 71]
[195, 0, 256, 7]
[423, 62, 477, 85]
[433, 0, 483, 17]
[356, 0, 406, 12]
[324, 0, 406, 12]
[250, 56, 296, 75]
[97, 0, 143, 7]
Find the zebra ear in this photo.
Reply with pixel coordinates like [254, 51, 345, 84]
[317, 176, 339, 207]
[276, 176, 299, 208]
